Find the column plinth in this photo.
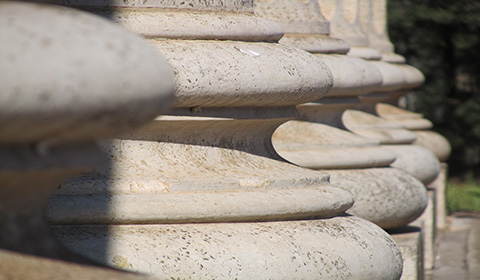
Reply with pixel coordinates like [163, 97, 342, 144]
[47, 0, 404, 278]
[258, 0, 429, 231]
[1, 1, 174, 278]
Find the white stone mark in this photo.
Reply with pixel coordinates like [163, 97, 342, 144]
[234, 46, 260, 57]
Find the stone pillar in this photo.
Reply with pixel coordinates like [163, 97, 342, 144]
[354, 0, 452, 275]
[0, 1, 174, 279]
[46, 0, 405, 278]
[358, 0, 452, 271]
[257, 0, 428, 230]
[256, 1, 437, 278]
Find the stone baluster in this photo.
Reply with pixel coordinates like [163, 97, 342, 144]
[257, 1, 439, 278]
[255, 0, 428, 230]
[358, 0, 452, 272]
[360, 0, 451, 229]
[319, 0, 441, 188]
[44, 0, 405, 278]
[0, 1, 174, 279]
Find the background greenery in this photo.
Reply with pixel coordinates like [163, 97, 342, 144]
[388, 0, 480, 178]
[388, 0, 480, 212]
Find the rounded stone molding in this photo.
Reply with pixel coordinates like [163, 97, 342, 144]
[328, 168, 428, 229]
[43, 0, 407, 279]
[254, 0, 351, 54]
[386, 145, 442, 185]
[376, 103, 433, 130]
[342, 109, 417, 144]
[315, 54, 383, 97]
[273, 120, 396, 169]
[0, 1, 175, 273]
[53, 216, 403, 279]
[148, 40, 333, 107]
[0, 1, 175, 144]
[254, 0, 330, 35]
[413, 131, 451, 162]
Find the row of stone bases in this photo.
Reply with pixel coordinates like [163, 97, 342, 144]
[0, 0, 451, 279]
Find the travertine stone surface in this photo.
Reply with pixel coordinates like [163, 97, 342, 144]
[318, 0, 382, 60]
[1, 1, 174, 278]
[0, 2, 174, 144]
[255, 0, 330, 35]
[255, 0, 350, 53]
[368, 61, 407, 93]
[50, 113, 355, 224]
[149, 40, 332, 107]
[376, 103, 433, 130]
[342, 110, 441, 185]
[315, 54, 383, 97]
[327, 168, 427, 229]
[260, 0, 429, 234]
[66, 0, 283, 42]
[48, 0, 407, 278]
[358, 0, 405, 63]
[342, 109, 417, 144]
[376, 104, 451, 162]
[386, 145, 441, 185]
[273, 120, 396, 169]
[319, 0, 367, 50]
[54, 216, 403, 279]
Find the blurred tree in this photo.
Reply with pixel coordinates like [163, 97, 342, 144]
[388, 0, 480, 178]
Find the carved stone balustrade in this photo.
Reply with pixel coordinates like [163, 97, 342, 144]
[255, 0, 427, 230]
[357, 0, 452, 271]
[42, 0, 405, 278]
[0, 1, 174, 279]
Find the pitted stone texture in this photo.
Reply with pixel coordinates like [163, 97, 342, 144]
[319, 0, 368, 48]
[385, 145, 441, 185]
[279, 34, 350, 54]
[253, 0, 350, 53]
[0, 2, 175, 144]
[327, 168, 428, 229]
[147, 40, 333, 107]
[65, 0, 254, 12]
[48, 185, 354, 224]
[254, 0, 329, 35]
[0, 249, 154, 280]
[413, 131, 452, 162]
[315, 54, 383, 97]
[357, 0, 405, 63]
[318, 0, 382, 60]
[91, 9, 284, 42]
[343, 109, 417, 144]
[273, 120, 396, 169]
[376, 103, 433, 130]
[53, 216, 403, 279]
[51, 114, 356, 224]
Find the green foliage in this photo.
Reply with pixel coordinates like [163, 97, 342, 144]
[388, 0, 480, 177]
[447, 180, 480, 213]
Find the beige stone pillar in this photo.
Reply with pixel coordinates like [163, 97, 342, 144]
[45, 0, 405, 278]
[0, 1, 174, 279]
[358, 0, 452, 272]
[297, 1, 439, 188]
[257, 0, 428, 230]
[256, 2, 435, 278]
